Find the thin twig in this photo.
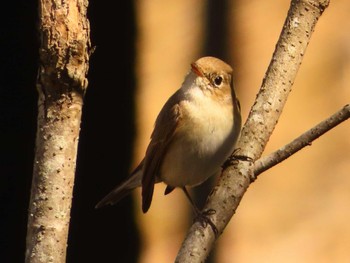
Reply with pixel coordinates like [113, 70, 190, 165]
[254, 104, 350, 178]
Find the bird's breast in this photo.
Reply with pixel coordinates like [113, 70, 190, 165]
[180, 96, 233, 155]
[160, 89, 237, 187]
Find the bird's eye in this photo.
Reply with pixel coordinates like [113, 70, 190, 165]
[213, 76, 223, 87]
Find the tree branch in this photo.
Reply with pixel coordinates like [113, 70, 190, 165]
[254, 104, 350, 177]
[176, 0, 330, 262]
[25, 1, 90, 262]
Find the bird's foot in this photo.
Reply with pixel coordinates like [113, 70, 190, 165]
[194, 208, 219, 238]
[222, 149, 253, 169]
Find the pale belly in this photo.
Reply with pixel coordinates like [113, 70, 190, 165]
[159, 97, 238, 187]
[160, 133, 236, 187]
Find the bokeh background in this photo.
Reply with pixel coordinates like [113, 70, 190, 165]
[1, 0, 349, 262]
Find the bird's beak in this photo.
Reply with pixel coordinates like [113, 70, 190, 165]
[191, 62, 204, 77]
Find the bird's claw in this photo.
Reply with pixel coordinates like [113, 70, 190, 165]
[222, 149, 253, 169]
[194, 209, 219, 237]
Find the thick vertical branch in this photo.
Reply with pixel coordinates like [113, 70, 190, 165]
[176, 0, 330, 262]
[25, 1, 90, 262]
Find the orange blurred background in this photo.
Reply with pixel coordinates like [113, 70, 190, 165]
[132, 0, 350, 262]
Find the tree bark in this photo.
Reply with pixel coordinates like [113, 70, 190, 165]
[254, 104, 350, 176]
[175, 0, 330, 262]
[25, 1, 90, 262]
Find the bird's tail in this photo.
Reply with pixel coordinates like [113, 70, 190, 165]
[95, 166, 143, 209]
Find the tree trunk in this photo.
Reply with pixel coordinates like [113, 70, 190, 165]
[25, 1, 90, 262]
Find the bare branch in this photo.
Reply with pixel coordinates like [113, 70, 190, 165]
[176, 0, 330, 262]
[254, 104, 350, 177]
[25, 1, 90, 262]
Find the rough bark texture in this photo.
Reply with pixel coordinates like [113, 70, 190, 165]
[175, 0, 330, 262]
[25, 1, 90, 262]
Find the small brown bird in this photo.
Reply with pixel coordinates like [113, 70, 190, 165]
[96, 56, 242, 215]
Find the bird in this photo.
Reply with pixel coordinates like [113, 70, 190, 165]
[95, 56, 242, 216]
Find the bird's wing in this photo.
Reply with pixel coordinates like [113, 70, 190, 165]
[141, 90, 183, 213]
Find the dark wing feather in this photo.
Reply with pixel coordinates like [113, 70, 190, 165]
[141, 90, 183, 213]
[95, 160, 144, 209]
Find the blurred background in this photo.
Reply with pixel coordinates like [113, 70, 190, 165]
[1, 0, 349, 262]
